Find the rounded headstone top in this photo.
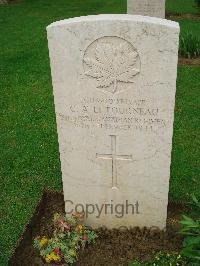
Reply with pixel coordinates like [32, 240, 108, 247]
[46, 14, 179, 31]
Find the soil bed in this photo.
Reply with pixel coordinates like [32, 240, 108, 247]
[9, 190, 190, 266]
[178, 57, 200, 66]
[166, 13, 200, 19]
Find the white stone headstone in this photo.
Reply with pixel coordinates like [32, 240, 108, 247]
[47, 15, 179, 229]
[0, 0, 8, 4]
[127, 0, 165, 18]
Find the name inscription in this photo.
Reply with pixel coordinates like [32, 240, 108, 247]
[130, 0, 163, 15]
[59, 97, 169, 133]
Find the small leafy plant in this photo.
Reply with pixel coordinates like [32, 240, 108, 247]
[34, 212, 97, 265]
[179, 195, 200, 265]
[145, 251, 189, 266]
[128, 251, 188, 266]
[128, 252, 189, 266]
[179, 32, 200, 58]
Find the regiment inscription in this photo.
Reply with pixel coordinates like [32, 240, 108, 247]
[59, 96, 168, 133]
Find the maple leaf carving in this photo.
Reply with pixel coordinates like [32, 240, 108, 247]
[84, 41, 140, 94]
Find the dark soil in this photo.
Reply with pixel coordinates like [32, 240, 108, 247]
[178, 57, 200, 66]
[166, 13, 200, 19]
[9, 190, 190, 266]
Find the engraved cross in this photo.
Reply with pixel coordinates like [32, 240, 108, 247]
[96, 135, 132, 189]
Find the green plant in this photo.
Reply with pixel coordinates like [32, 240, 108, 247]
[146, 251, 189, 266]
[179, 32, 200, 58]
[195, 0, 200, 7]
[128, 252, 189, 266]
[34, 212, 97, 264]
[127, 261, 141, 266]
[179, 195, 200, 265]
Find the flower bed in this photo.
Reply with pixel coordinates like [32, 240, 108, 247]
[9, 190, 192, 266]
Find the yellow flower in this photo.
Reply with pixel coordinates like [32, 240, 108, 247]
[76, 224, 83, 233]
[45, 255, 51, 262]
[177, 254, 181, 259]
[167, 218, 178, 225]
[45, 252, 61, 263]
[39, 237, 48, 247]
[45, 254, 52, 262]
[79, 225, 83, 230]
[52, 253, 61, 262]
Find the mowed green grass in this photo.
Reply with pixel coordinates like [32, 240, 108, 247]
[170, 67, 200, 201]
[0, 0, 199, 265]
[178, 19, 200, 37]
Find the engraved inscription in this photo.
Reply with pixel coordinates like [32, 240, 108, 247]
[59, 97, 170, 133]
[129, 0, 164, 17]
[136, 2, 160, 13]
[97, 135, 132, 189]
[83, 36, 141, 94]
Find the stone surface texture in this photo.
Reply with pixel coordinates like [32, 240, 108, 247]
[47, 15, 179, 229]
[0, 0, 8, 4]
[127, 0, 165, 18]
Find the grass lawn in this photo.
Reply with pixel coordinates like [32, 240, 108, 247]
[0, 0, 199, 265]
[178, 19, 200, 37]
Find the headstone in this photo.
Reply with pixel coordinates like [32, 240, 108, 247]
[127, 0, 165, 18]
[0, 0, 8, 4]
[47, 15, 179, 229]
